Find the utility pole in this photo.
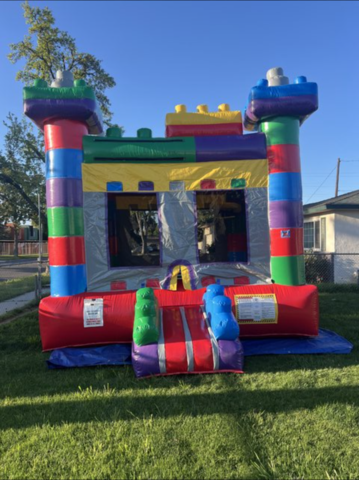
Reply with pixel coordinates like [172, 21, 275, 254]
[335, 158, 341, 197]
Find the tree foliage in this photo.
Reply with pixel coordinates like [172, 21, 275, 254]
[131, 210, 159, 255]
[0, 183, 33, 257]
[0, 113, 46, 231]
[1, 2, 119, 248]
[8, 1, 116, 124]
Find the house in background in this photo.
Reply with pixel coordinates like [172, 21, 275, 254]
[304, 190, 359, 283]
[0, 223, 43, 256]
[3, 223, 40, 241]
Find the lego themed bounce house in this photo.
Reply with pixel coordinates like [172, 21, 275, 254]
[24, 67, 320, 377]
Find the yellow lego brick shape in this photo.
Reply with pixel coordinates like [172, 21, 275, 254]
[166, 104, 242, 126]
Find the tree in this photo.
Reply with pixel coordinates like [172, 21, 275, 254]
[0, 180, 34, 257]
[0, 223, 12, 241]
[8, 1, 116, 124]
[0, 113, 46, 236]
[131, 210, 158, 255]
[1, 2, 119, 255]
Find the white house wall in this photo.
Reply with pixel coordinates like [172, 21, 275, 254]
[326, 213, 335, 252]
[304, 213, 335, 252]
[334, 211, 359, 283]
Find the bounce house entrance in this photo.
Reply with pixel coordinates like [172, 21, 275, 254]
[107, 189, 248, 276]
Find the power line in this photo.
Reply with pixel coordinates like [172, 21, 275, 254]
[305, 164, 337, 203]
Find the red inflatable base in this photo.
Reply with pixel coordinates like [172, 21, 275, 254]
[39, 284, 319, 351]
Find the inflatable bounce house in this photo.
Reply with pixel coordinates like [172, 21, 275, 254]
[24, 66, 319, 377]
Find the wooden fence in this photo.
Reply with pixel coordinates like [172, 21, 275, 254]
[0, 242, 48, 256]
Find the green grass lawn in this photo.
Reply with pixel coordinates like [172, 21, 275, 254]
[0, 292, 358, 480]
[0, 275, 50, 303]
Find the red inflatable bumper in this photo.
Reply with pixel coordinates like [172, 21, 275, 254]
[39, 284, 319, 351]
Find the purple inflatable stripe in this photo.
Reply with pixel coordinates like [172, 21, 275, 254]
[46, 178, 83, 207]
[195, 134, 267, 161]
[132, 342, 160, 378]
[269, 200, 303, 228]
[24, 98, 103, 134]
[218, 339, 244, 371]
[138, 181, 154, 191]
[249, 95, 318, 121]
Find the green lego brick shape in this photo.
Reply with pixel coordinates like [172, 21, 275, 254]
[231, 178, 246, 188]
[271, 255, 305, 286]
[133, 289, 159, 346]
[83, 133, 196, 163]
[136, 287, 155, 302]
[259, 117, 300, 146]
[48, 207, 84, 237]
[23, 82, 96, 101]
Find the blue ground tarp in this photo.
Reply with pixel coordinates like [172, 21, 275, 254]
[241, 329, 353, 356]
[47, 329, 353, 369]
[47, 344, 132, 369]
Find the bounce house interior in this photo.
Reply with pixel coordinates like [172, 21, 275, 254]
[24, 66, 325, 377]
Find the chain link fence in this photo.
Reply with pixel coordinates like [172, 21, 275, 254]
[305, 252, 359, 285]
[1, 250, 357, 308]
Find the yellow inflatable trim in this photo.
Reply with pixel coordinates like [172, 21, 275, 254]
[82, 159, 268, 193]
[166, 110, 242, 126]
[169, 265, 192, 291]
[180, 265, 193, 290]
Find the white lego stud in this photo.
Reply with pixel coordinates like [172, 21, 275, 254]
[266, 67, 289, 86]
[51, 70, 74, 88]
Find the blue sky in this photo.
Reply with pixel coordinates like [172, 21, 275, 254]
[0, 1, 358, 203]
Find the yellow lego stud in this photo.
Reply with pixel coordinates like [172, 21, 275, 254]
[175, 104, 187, 113]
[197, 104, 209, 113]
[218, 103, 230, 112]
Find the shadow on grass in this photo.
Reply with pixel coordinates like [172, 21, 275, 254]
[0, 344, 358, 403]
[0, 384, 358, 431]
[0, 330, 358, 402]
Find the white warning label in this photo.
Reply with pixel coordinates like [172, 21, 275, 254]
[84, 298, 104, 328]
[234, 294, 277, 324]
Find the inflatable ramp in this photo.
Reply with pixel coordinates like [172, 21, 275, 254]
[132, 285, 244, 378]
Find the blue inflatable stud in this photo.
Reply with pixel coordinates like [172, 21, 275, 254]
[203, 283, 224, 322]
[210, 295, 240, 341]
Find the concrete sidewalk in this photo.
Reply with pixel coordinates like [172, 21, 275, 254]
[0, 289, 50, 316]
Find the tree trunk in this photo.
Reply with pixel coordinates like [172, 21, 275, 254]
[13, 226, 19, 258]
[135, 212, 146, 256]
[142, 216, 148, 255]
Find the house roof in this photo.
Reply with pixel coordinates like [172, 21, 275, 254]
[4, 223, 34, 229]
[304, 189, 359, 215]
